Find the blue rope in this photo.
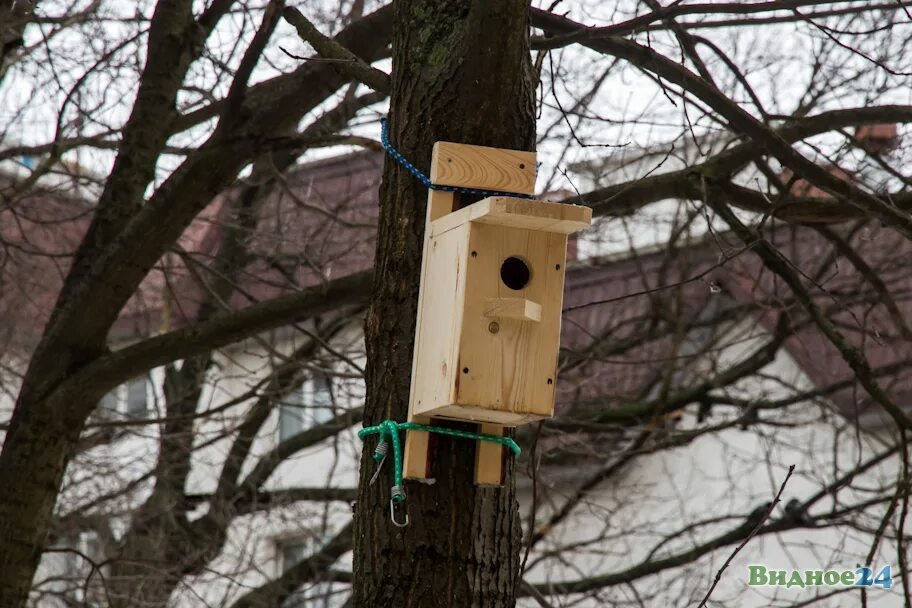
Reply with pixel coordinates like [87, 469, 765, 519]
[380, 118, 535, 200]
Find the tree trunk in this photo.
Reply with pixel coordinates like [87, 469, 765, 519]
[353, 1, 535, 606]
[0, 396, 92, 607]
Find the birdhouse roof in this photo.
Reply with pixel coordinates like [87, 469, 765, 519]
[429, 196, 592, 237]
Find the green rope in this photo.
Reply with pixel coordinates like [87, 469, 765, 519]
[358, 420, 522, 504]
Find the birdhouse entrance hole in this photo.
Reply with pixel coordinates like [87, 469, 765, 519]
[500, 256, 531, 290]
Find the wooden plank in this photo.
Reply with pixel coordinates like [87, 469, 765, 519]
[407, 190, 453, 413]
[404, 189, 457, 481]
[474, 423, 505, 486]
[430, 197, 591, 238]
[426, 189, 455, 223]
[430, 142, 537, 195]
[483, 297, 542, 322]
[453, 224, 568, 420]
[424, 402, 546, 426]
[474, 197, 592, 233]
[409, 224, 470, 420]
[403, 415, 432, 480]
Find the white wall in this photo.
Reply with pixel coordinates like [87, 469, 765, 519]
[520, 320, 906, 607]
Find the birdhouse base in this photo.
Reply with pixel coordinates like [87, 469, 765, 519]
[417, 402, 547, 426]
[403, 414, 509, 486]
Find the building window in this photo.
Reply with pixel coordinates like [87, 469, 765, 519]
[125, 377, 148, 418]
[99, 376, 149, 419]
[99, 390, 118, 413]
[278, 537, 331, 608]
[58, 531, 103, 605]
[278, 374, 335, 442]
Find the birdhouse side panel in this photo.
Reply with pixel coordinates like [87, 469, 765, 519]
[454, 223, 567, 421]
[409, 224, 470, 415]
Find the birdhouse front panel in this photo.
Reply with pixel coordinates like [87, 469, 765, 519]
[453, 222, 567, 422]
[410, 197, 591, 427]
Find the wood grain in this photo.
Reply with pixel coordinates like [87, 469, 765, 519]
[402, 414, 432, 479]
[403, 189, 456, 480]
[474, 423, 505, 486]
[483, 297, 542, 322]
[425, 189, 456, 222]
[453, 224, 567, 422]
[430, 196, 592, 237]
[409, 225, 467, 414]
[411, 222, 570, 426]
[430, 142, 537, 195]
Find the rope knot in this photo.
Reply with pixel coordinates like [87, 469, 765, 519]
[358, 418, 521, 527]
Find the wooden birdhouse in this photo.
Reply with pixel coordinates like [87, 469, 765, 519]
[403, 140, 591, 485]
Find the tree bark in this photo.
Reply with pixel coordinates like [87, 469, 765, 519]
[353, 1, 535, 606]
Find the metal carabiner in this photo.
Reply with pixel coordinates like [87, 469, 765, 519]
[389, 484, 408, 527]
[390, 498, 409, 527]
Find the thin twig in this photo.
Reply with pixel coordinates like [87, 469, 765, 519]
[697, 464, 796, 608]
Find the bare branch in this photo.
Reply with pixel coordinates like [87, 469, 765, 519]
[282, 7, 390, 94]
[697, 464, 796, 607]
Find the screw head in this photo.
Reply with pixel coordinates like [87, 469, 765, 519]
[488, 321, 500, 334]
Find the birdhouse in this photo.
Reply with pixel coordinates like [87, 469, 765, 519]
[403, 140, 591, 485]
